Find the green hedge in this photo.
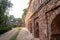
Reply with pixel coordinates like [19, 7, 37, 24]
[0, 26, 12, 35]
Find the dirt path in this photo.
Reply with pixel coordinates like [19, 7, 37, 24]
[17, 28, 39, 40]
[0, 28, 18, 40]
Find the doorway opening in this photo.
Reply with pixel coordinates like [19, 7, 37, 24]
[51, 14, 60, 40]
[34, 22, 39, 38]
[30, 23, 32, 33]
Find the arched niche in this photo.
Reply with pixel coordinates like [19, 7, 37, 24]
[51, 14, 60, 40]
[30, 23, 32, 33]
[34, 22, 39, 38]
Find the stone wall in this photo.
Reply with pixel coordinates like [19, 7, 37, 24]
[25, 0, 60, 40]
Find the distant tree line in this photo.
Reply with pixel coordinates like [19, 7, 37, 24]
[7, 15, 22, 28]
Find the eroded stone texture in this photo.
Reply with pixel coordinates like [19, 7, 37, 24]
[25, 0, 60, 40]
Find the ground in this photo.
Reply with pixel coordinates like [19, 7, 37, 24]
[0, 27, 39, 40]
[0, 28, 18, 40]
[17, 28, 34, 40]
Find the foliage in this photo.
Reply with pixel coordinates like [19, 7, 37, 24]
[15, 18, 22, 22]
[0, 0, 12, 25]
[0, 0, 12, 34]
[22, 8, 28, 22]
[8, 16, 22, 28]
[0, 26, 12, 34]
[13, 24, 17, 28]
[8, 15, 15, 21]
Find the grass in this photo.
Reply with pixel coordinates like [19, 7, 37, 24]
[10, 32, 19, 40]
[17, 27, 22, 30]
[10, 27, 22, 40]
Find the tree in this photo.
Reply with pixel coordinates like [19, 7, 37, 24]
[0, 0, 12, 34]
[8, 15, 15, 21]
[22, 8, 28, 22]
[0, 0, 12, 26]
[15, 18, 22, 22]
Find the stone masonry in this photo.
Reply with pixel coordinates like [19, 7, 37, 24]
[25, 0, 60, 40]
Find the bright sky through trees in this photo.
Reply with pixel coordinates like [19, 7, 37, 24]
[9, 0, 29, 18]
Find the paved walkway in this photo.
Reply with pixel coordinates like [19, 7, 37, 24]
[17, 28, 39, 40]
[0, 28, 18, 40]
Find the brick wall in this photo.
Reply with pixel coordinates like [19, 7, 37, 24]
[25, 0, 60, 40]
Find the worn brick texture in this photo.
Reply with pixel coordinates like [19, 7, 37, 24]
[25, 0, 60, 40]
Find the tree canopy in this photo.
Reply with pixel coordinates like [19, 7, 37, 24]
[0, 0, 12, 34]
[0, 0, 12, 26]
[22, 8, 28, 22]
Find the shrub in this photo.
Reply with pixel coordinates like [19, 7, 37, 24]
[12, 24, 17, 28]
[0, 26, 12, 35]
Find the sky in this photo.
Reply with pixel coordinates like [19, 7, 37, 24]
[9, 0, 29, 18]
